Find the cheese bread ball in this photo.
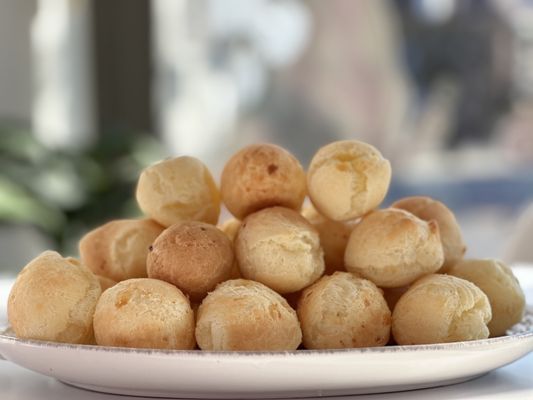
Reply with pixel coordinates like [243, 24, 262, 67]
[218, 218, 242, 242]
[235, 207, 325, 294]
[307, 140, 391, 221]
[93, 278, 195, 349]
[298, 272, 391, 349]
[344, 208, 444, 288]
[96, 275, 117, 292]
[147, 221, 234, 301]
[220, 144, 306, 220]
[136, 156, 220, 227]
[195, 279, 302, 351]
[447, 259, 525, 336]
[8, 251, 101, 344]
[392, 274, 491, 344]
[301, 205, 356, 274]
[391, 196, 466, 271]
[79, 219, 164, 282]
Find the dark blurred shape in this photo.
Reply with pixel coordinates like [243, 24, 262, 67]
[93, 0, 152, 133]
[395, 0, 513, 147]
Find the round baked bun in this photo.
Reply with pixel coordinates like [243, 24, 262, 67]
[235, 207, 325, 294]
[8, 251, 101, 344]
[79, 219, 164, 282]
[195, 279, 302, 351]
[344, 208, 444, 288]
[307, 140, 391, 221]
[447, 259, 525, 337]
[220, 144, 306, 220]
[136, 156, 220, 227]
[392, 274, 491, 344]
[391, 196, 466, 271]
[93, 278, 195, 349]
[147, 221, 234, 301]
[298, 272, 391, 349]
[301, 205, 355, 274]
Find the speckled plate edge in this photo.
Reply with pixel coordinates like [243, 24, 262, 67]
[1, 305, 532, 358]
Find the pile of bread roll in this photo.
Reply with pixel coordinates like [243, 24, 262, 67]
[7, 140, 526, 351]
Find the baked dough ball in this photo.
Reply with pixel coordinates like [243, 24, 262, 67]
[301, 205, 356, 274]
[136, 156, 220, 226]
[221, 144, 306, 219]
[147, 221, 234, 301]
[79, 219, 164, 282]
[195, 279, 302, 351]
[297, 272, 391, 349]
[96, 275, 117, 292]
[8, 251, 101, 344]
[218, 218, 241, 242]
[93, 278, 195, 349]
[392, 274, 491, 344]
[235, 207, 325, 294]
[307, 140, 391, 221]
[447, 259, 525, 337]
[391, 196, 466, 271]
[344, 208, 444, 288]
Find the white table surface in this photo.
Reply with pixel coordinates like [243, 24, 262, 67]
[1, 266, 533, 400]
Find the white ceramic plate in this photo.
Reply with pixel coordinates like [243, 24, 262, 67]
[0, 307, 532, 399]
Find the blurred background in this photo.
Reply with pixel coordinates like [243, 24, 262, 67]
[1, 0, 533, 275]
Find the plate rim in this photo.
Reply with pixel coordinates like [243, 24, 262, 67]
[1, 304, 532, 358]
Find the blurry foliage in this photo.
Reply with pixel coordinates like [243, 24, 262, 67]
[0, 125, 164, 252]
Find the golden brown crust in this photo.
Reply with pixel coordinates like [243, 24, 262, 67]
[220, 144, 306, 219]
[235, 207, 325, 294]
[93, 278, 195, 349]
[8, 251, 101, 344]
[146, 221, 234, 302]
[195, 279, 302, 351]
[301, 205, 356, 274]
[392, 274, 491, 344]
[307, 140, 391, 221]
[136, 156, 221, 227]
[344, 208, 444, 288]
[297, 272, 391, 349]
[391, 196, 466, 271]
[447, 259, 525, 336]
[79, 219, 164, 282]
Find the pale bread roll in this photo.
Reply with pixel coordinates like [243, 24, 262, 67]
[344, 208, 444, 288]
[136, 156, 220, 227]
[391, 196, 466, 271]
[307, 140, 391, 221]
[79, 219, 164, 282]
[392, 274, 492, 344]
[447, 259, 525, 336]
[8, 251, 101, 344]
[93, 278, 195, 349]
[298, 272, 391, 349]
[301, 205, 356, 274]
[235, 207, 325, 294]
[147, 221, 234, 301]
[195, 279, 302, 351]
[221, 144, 306, 220]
